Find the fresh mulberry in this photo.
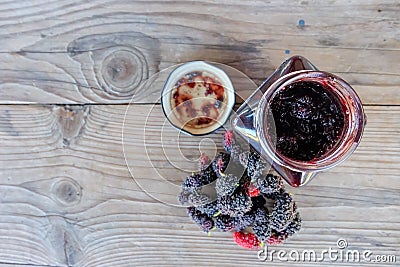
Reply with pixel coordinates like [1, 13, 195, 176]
[284, 211, 302, 236]
[233, 232, 261, 250]
[239, 151, 266, 180]
[196, 200, 220, 217]
[252, 207, 272, 242]
[215, 173, 241, 197]
[269, 192, 296, 231]
[215, 212, 254, 232]
[182, 172, 216, 192]
[188, 191, 212, 207]
[254, 173, 284, 197]
[217, 189, 252, 217]
[187, 207, 215, 232]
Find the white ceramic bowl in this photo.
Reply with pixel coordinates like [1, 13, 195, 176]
[161, 61, 235, 136]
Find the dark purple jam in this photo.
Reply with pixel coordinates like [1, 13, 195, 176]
[270, 81, 345, 162]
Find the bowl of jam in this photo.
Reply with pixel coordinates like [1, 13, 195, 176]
[161, 61, 235, 136]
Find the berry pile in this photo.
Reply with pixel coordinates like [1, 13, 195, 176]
[178, 131, 302, 250]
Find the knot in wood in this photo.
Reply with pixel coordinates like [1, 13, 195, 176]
[100, 49, 147, 97]
[55, 106, 87, 147]
[52, 178, 82, 206]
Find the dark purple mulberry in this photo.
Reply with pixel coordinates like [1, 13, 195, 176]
[196, 200, 219, 217]
[188, 191, 212, 207]
[252, 207, 272, 242]
[254, 173, 284, 197]
[215, 173, 241, 197]
[215, 212, 254, 232]
[217, 189, 252, 217]
[283, 211, 302, 236]
[239, 151, 266, 180]
[187, 207, 215, 232]
[182, 170, 217, 192]
[269, 192, 296, 231]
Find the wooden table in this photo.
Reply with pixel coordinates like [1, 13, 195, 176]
[0, 1, 399, 266]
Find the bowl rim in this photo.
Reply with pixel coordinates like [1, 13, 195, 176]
[161, 61, 235, 136]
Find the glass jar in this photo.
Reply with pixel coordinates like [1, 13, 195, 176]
[232, 56, 366, 187]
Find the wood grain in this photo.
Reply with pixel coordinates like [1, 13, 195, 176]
[0, 0, 398, 104]
[0, 0, 399, 266]
[0, 104, 399, 266]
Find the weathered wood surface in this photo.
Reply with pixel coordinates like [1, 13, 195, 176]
[0, 0, 399, 266]
[0, 0, 399, 104]
[0, 105, 399, 266]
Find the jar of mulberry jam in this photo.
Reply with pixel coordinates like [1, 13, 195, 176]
[232, 56, 366, 187]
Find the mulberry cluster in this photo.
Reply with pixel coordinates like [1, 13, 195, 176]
[179, 130, 302, 249]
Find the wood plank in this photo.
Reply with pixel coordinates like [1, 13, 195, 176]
[0, 104, 399, 266]
[0, 0, 399, 104]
